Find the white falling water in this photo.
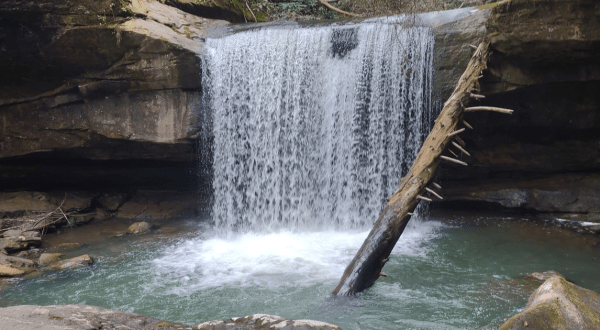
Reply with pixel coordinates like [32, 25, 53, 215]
[203, 23, 435, 233]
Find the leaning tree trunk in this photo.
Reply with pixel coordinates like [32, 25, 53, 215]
[332, 40, 512, 295]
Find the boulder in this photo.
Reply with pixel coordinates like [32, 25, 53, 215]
[38, 253, 65, 267]
[0, 236, 42, 254]
[0, 304, 189, 330]
[194, 314, 342, 330]
[47, 254, 94, 270]
[126, 222, 153, 235]
[0, 254, 37, 271]
[525, 271, 566, 283]
[98, 193, 129, 212]
[498, 276, 600, 330]
[0, 264, 24, 277]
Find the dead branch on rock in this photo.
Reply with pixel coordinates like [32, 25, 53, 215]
[0, 196, 90, 234]
[333, 40, 509, 295]
[245, 1, 258, 22]
[318, 0, 362, 17]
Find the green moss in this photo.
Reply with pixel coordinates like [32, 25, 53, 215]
[156, 322, 170, 327]
[561, 278, 600, 327]
[477, 2, 500, 9]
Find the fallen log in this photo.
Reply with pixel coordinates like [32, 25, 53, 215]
[332, 40, 505, 295]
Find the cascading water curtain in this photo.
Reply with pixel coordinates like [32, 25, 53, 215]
[202, 23, 435, 233]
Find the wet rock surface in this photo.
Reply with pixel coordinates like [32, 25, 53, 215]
[0, 264, 24, 277]
[0, 305, 342, 330]
[46, 254, 94, 270]
[38, 253, 65, 267]
[0, 254, 37, 271]
[126, 222, 153, 235]
[194, 314, 342, 330]
[498, 275, 600, 330]
[0, 304, 190, 330]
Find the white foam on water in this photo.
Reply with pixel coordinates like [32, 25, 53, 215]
[152, 220, 444, 293]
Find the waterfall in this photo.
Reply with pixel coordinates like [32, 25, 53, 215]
[202, 23, 435, 233]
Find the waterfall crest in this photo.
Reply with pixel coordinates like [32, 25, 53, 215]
[202, 23, 435, 232]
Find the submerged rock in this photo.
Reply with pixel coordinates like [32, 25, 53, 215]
[194, 314, 342, 330]
[38, 253, 65, 267]
[498, 275, 600, 329]
[126, 222, 153, 235]
[56, 243, 82, 250]
[0, 304, 189, 330]
[47, 254, 93, 270]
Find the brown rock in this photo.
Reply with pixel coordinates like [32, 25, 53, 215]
[126, 222, 153, 235]
[525, 271, 566, 283]
[498, 276, 600, 330]
[48, 254, 94, 270]
[0, 304, 190, 329]
[0, 0, 228, 161]
[0, 236, 42, 254]
[194, 314, 342, 330]
[0, 253, 36, 270]
[98, 194, 129, 212]
[0, 264, 24, 277]
[38, 253, 65, 267]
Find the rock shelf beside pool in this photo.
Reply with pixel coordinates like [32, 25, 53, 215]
[0, 305, 342, 330]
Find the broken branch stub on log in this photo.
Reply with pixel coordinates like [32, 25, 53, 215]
[440, 155, 468, 166]
[447, 128, 465, 137]
[452, 141, 471, 156]
[455, 136, 466, 147]
[464, 106, 513, 114]
[425, 187, 443, 200]
[332, 41, 493, 296]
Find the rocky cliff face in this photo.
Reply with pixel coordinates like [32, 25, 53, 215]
[0, 0, 228, 194]
[435, 0, 600, 224]
[1, 0, 598, 224]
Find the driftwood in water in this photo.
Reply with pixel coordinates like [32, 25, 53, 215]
[332, 41, 507, 295]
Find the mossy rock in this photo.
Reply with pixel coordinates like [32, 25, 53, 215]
[164, 0, 268, 23]
[498, 276, 600, 329]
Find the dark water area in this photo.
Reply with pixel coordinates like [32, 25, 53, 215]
[1, 210, 599, 329]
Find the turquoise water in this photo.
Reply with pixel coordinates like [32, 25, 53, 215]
[1, 211, 599, 329]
